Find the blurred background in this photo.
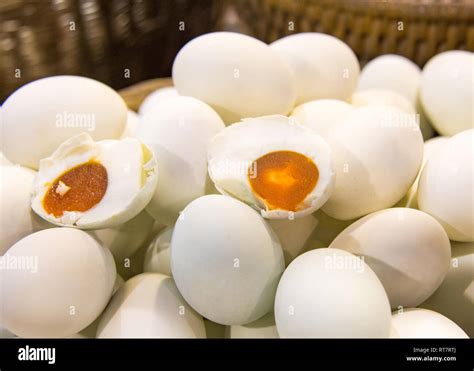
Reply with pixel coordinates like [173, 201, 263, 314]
[1, 0, 473, 102]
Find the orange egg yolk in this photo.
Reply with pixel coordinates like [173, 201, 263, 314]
[43, 161, 108, 217]
[248, 150, 319, 212]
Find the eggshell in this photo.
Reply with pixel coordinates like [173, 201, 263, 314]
[322, 105, 423, 220]
[418, 129, 474, 241]
[138, 87, 179, 116]
[137, 96, 225, 226]
[290, 99, 354, 137]
[330, 208, 451, 308]
[397, 136, 449, 208]
[0, 228, 116, 338]
[171, 195, 285, 325]
[420, 51, 473, 136]
[270, 33, 359, 104]
[89, 210, 155, 267]
[306, 209, 356, 249]
[356, 54, 434, 139]
[96, 273, 206, 338]
[351, 89, 416, 115]
[0, 165, 51, 255]
[274, 248, 391, 338]
[391, 308, 468, 338]
[0, 152, 12, 166]
[421, 241, 474, 337]
[358, 54, 421, 104]
[172, 32, 296, 123]
[120, 110, 140, 138]
[267, 215, 318, 265]
[143, 226, 173, 276]
[0, 76, 127, 169]
[227, 312, 279, 339]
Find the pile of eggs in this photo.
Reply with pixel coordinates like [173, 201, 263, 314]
[0, 31, 473, 339]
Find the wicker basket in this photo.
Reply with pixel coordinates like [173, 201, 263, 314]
[0, 0, 224, 102]
[119, 77, 172, 111]
[234, 0, 474, 66]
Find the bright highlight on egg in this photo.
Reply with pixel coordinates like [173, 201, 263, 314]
[31, 133, 158, 229]
[208, 115, 334, 219]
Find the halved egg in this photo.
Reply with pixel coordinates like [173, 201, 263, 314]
[31, 133, 158, 229]
[207, 115, 334, 219]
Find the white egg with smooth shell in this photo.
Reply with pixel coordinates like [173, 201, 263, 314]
[418, 129, 474, 241]
[0, 76, 127, 169]
[208, 115, 335, 219]
[322, 105, 423, 220]
[172, 32, 296, 123]
[96, 273, 205, 338]
[268, 215, 318, 266]
[357, 54, 421, 104]
[391, 308, 468, 338]
[89, 210, 155, 266]
[290, 99, 354, 137]
[138, 86, 179, 116]
[120, 110, 140, 138]
[351, 89, 416, 115]
[31, 133, 158, 229]
[143, 226, 173, 276]
[397, 136, 449, 208]
[421, 241, 474, 337]
[171, 195, 285, 325]
[270, 33, 359, 104]
[0, 228, 116, 338]
[420, 51, 473, 136]
[0, 165, 51, 255]
[357, 55, 434, 139]
[137, 96, 224, 226]
[275, 248, 391, 338]
[330, 208, 451, 309]
[228, 312, 279, 339]
[0, 152, 12, 166]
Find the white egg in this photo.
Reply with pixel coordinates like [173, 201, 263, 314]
[0, 228, 116, 338]
[137, 96, 225, 226]
[275, 248, 391, 338]
[204, 319, 227, 339]
[171, 195, 285, 325]
[420, 51, 473, 136]
[172, 32, 296, 123]
[89, 210, 155, 265]
[0, 165, 51, 255]
[270, 33, 359, 104]
[138, 86, 179, 116]
[31, 133, 158, 229]
[418, 129, 474, 241]
[330, 208, 451, 309]
[397, 136, 449, 208]
[290, 99, 354, 137]
[358, 54, 421, 104]
[421, 241, 474, 337]
[268, 215, 317, 265]
[208, 115, 335, 219]
[356, 55, 434, 139]
[228, 312, 279, 339]
[0, 152, 12, 166]
[0, 76, 127, 169]
[351, 89, 416, 115]
[143, 226, 172, 276]
[322, 105, 423, 220]
[96, 273, 206, 338]
[391, 308, 468, 338]
[120, 110, 140, 138]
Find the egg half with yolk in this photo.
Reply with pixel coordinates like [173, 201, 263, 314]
[208, 115, 334, 219]
[31, 133, 158, 229]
